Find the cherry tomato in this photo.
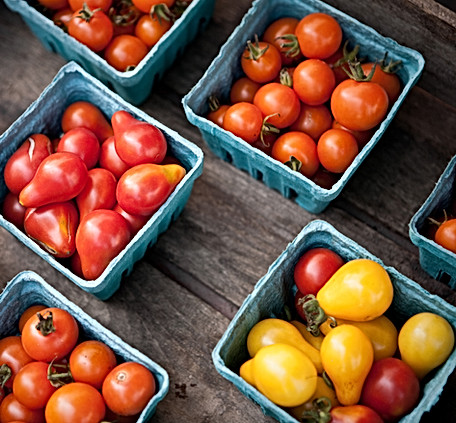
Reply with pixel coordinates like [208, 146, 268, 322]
[289, 104, 332, 141]
[98, 136, 130, 179]
[253, 82, 301, 129]
[56, 127, 100, 169]
[132, 0, 174, 14]
[61, 101, 113, 143]
[293, 59, 335, 106]
[230, 77, 261, 104]
[69, 340, 117, 390]
[271, 131, 320, 178]
[104, 35, 149, 71]
[317, 128, 359, 173]
[330, 405, 383, 423]
[362, 61, 401, 105]
[45, 382, 105, 423]
[1, 192, 26, 231]
[434, 218, 456, 253]
[295, 12, 342, 59]
[222, 102, 263, 144]
[207, 104, 230, 127]
[68, 5, 114, 52]
[0, 393, 45, 423]
[69, 0, 112, 12]
[4, 134, 52, 195]
[21, 308, 79, 362]
[18, 305, 47, 333]
[331, 79, 389, 131]
[360, 357, 419, 421]
[13, 362, 58, 410]
[294, 247, 344, 296]
[241, 39, 282, 83]
[102, 362, 156, 416]
[0, 337, 33, 389]
[24, 201, 79, 258]
[135, 13, 172, 48]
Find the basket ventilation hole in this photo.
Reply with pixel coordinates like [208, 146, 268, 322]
[224, 150, 233, 164]
[287, 187, 298, 200]
[255, 170, 263, 181]
[437, 271, 451, 285]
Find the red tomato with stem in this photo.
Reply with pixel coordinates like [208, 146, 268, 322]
[241, 38, 282, 84]
[293, 59, 335, 106]
[109, 0, 141, 36]
[45, 382, 105, 423]
[362, 61, 401, 105]
[294, 247, 344, 296]
[223, 102, 264, 144]
[434, 218, 456, 254]
[102, 362, 156, 416]
[0, 337, 34, 389]
[360, 357, 420, 421]
[271, 131, 320, 178]
[21, 308, 79, 362]
[1, 192, 26, 231]
[330, 404, 383, 423]
[99, 136, 130, 179]
[317, 128, 359, 173]
[0, 393, 45, 423]
[135, 12, 172, 48]
[230, 77, 261, 104]
[104, 35, 149, 72]
[290, 104, 333, 141]
[56, 127, 100, 169]
[18, 305, 47, 333]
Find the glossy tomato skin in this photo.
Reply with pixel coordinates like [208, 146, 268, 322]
[294, 247, 344, 296]
[99, 136, 130, 179]
[102, 362, 156, 416]
[0, 393, 45, 423]
[56, 127, 100, 169]
[360, 357, 419, 421]
[317, 128, 359, 173]
[207, 104, 230, 127]
[23, 201, 79, 258]
[230, 77, 261, 104]
[113, 203, 151, 236]
[289, 104, 332, 141]
[45, 382, 106, 423]
[222, 102, 263, 144]
[135, 13, 172, 48]
[4, 134, 52, 195]
[332, 120, 374, 150]
[104, 35, 149, 71]
[0, 336, 34, 389]
[330, 404, 383, 423]
[1, 192, 26, 231]
[241, 41, 282, 84]
[434, 218, 456, 253]
[21, 308, 79, 362]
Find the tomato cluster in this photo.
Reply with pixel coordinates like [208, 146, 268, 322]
[240, 248, 455, 422]
[36, 0, 192, 71]
[1, 101, 186, 280]
[207, 13, 402, 188]
[0, 305, 156, 422]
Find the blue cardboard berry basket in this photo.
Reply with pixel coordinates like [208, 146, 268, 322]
[0, 61, 204, 300]
[409, 155, 456, 288]
[4, 0, 215, 105]
[212, 219, 456, 422]
[182, 0, 425, 213]
[0, 270, 169, 420]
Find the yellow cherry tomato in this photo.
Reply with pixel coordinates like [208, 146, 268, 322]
[320, 324, 374, 405]
[246, 318, 323, 373]
[316, 259, 393, 321]
[290, 320, 325, 350]
[252, 343, 318, 407]
[398, 312, 454, 379]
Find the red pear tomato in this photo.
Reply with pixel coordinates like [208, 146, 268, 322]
[1, 192, 26, 230]
[113, 203, 151, 236]
[56, 127, 100, 169]
[99, 136, 130, 179]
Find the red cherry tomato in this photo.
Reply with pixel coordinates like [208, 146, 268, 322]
[230, 77, 262, 104]
[362, 62, 401, 105]
[21, 308, 79, 362]
[98, 136, 130, 179]
[0, 393, 45, 423]
[102, 362, 156, 416]
[1, 192, 26, 231]
[289, 104, 333, 141]
[241, 39, 282, 84]
[0, 337, 33, 389]
[223, 102, 263, 144]
[135, 13, 172, 48]
[294, 247, 344, 296]
[317, 128, 359, 173]
[207, 104, 230, 127]
[332, 120, 374, 150]
[434, 219, 456, 254]
[104, 35, 149, 72]
[56, 127, 100, 169]
[330, 404, 383, 423]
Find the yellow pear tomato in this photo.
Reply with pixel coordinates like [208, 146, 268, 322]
[239, 358, 255, 387]
[316, 259, 393, 321]
[320, 324, 374, 405]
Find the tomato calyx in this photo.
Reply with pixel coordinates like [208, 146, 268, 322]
[279, 67, 293, 87]
[0, 364, 12, 389]
[35, 310, 56, 336]
[299, 397, 332, 423]
[260, 115, 280, 146]
[284, 155, 302, 172]
[109, 0, 140, 26]
[172, 0, 192, 18]
[244, 35, 269, 61]
[343, 59, 376, 82]
[275, 33, 300, 58]
[208, 95, 222, 113]
[150, 3, 174, 23]
[378, 51, 402, 74]
[47, 360, 74, 388]
[332, 40, 359, 70]
[298, 294, 336, 336]
[76, 3, 103, 22]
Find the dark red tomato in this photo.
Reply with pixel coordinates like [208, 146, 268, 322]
[24, 201, 79, 258]
[317, 128, 359, 174]
[61, 101, 113, 143]
[18, 305, 47, 333]
[230, 77, 262, 104]
[56, 127, 100, 169]
[76, 168, 117, 219]
[331, 79, 389, 131]
[45, 382, 106, 423]
[13, 362, 57, 410]
[362, 62, 401, 105]
[37, 0, 68, 10]
[253, 82, 301, 129]
[289, 104, 332, 141]
[104, 35, 149, 72]
[108, 0, 141, 36]
[21, 307, 79, 362]
[434, 218, 456, 254]
[111, 111, 167, 166]
[135, 13, 172, 48]
[207, 104, 230, 127]
[132, 0, 174, 14]
[311, 167, 338, 189]
[223, 102, 264, 144]
[361, 357, 420, 421]
[68, 0, 112, 12]
[251, 132, 278, 156]
[99, 136, 130, 179]
[293, 59, 335, 106]
[262, 17, 303, 66]
[241, 39, 282, 83]
[70, 250, 84, 278]
[113, 203, 151, 236]
[4, 134, 52, 195]
[53, 7, 74, 32]
[116, 163, 186, 216]
[102, 362, 156, 416]
[295, 12, 342, 59]
[19, 152, 89, 209]
[271, 131, 320, 178]
[330, 405, 383, 423]
[75, 209, 131, 280]
[69, 340, 117, 390]
[0, 393, 45, 423]
[68, 4, 114, 52]
[332, 120, 374, 150]
[0, 336, 33, 389]
[294, 247, 344, 296]
[1, 192, 26, 231]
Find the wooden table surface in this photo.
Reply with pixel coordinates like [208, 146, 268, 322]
[1, 0, 456, 421]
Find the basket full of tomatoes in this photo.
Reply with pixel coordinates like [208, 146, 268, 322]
[409, 155, 456, 288]
[0, 61, 204, 300]
[4, 0, 215, 105]
[182, 0, 424, 213]
[212, 219, 456, 422]
[0, 270, 169, 421]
